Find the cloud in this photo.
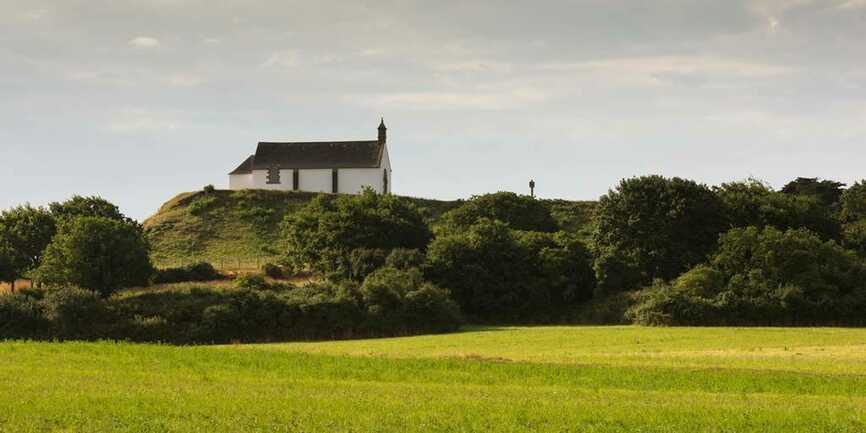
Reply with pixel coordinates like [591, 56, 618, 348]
[259, 50, 299, 69]
[354, 88, 547, 111]
[837, 0, 866, 9]
[128, 36, 160, 49]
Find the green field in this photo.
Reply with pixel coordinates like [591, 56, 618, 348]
[2, 326, 865, 432]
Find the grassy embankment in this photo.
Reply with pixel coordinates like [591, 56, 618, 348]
[2, 326, 864, 432]
[143, 189, 597, 270]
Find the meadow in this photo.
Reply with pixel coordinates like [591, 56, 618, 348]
[2, 326, 865, 432]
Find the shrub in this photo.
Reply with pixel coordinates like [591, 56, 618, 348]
[0, 291, 46, 338]
[437, 192, 558, 234]
[235, 274, 268, 290]
[841, 180, 866, 223]
[345, 248, 388, 281]
[716, 180, 841, 240]
[628, 226, 866, 326]
[593, 176, 727, 290]
[203, 184, 216, 194]
[385, 248, 426, 270]
[261, 262, 284, 279]
[41, 288, 109, 338]
[282, 190, 431, 275]
[35, 217, 153, 297]
[153, 262, 221, 284]
[426, 219, 595, 321]
[360, 267, 461, 334]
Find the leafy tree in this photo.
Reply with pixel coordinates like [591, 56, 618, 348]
[0, 205, 57, 290]
[437, 191, 558, 234]
[35, 217, 153, 297]
[781, 177, 845, 208]
[628, 226, 866, 326]
[282, 190, 431, 275]
[841, 180, 866, 223]
[715, 179, 841, 240]
[593, 176, 727, 290]
[49, 195, 133, 224]
[426, 219, 595, 321]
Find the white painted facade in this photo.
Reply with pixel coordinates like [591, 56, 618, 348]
[229, 142, 392, 194]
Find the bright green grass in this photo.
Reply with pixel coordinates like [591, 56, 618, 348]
[2, 326, 865, 432]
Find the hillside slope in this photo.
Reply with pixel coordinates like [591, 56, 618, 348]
[144, 189, 596, 270]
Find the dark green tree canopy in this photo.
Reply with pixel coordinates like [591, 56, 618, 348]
[426, 219, 595, 321]
[781, 177, 845, 208]
[715, 179, 841, 240]
[841, 180, 866, 223]
[437, 192, 558, 234]
[35, 216, 153, 297]
[49, 195, 134, 225]
[593, 175, 727, 289]
[0, 204, 57, 283]
[282, 190, 432, 274]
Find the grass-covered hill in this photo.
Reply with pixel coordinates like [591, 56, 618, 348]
[143, 189, 597, 270]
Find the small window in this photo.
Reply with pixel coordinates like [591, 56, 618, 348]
[383, 169, 389, 194]
[292, 169, 299, 191]
[267, 166, 280, 184]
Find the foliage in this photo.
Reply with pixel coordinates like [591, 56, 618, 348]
[426, 219, 595, 321]
[385, 248, 426, 270]
[715, 179, 840, 240]
[234, 274, 269, 290]
[437, 192, 558, 234]
[203, 184, 216, 194]
[49, 195, 133, 224]
[628, 226, 866, 325]
[841, 180, 866, 223]
[41, 288, 109, 338]
[282, 190, 432, 275]
[261, 262, 284, 279]
[0, 290, 46, 337]
[842, 219, 866, 257]
[780, 177, 845, 208]
[153, 262, 221, 284]
[35, 217, 153, 297]
[0, 204, 57, 285]
[593, 176, 727, 290]
[359, 267, 462, 333]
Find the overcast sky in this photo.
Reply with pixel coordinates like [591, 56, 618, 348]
[1, 0, 865, 220]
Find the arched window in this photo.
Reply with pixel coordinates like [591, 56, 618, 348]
[267, 166, 280, 184]
[383, 169, 389, 194]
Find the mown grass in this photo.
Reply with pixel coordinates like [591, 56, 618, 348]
[2, 326, 865, 432]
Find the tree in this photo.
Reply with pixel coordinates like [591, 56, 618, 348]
[426, 219, 595, 321]
[49, 195, 133, 224]
[715, 179, 841, 240]
[34, 217, 153, 297]
[282, 189, 431, 275]
[593, 176, 727, 290]
[781, 177, 845, 208]
[0, 205, 57, 290]
[437, 191, 558, 234]
[841, 180, 866, 223]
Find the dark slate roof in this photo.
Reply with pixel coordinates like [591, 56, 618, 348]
[252, 140, 384, 170]
[228, 155, 255, 175]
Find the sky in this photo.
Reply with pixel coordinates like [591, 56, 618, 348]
[1, 0, 865, 221]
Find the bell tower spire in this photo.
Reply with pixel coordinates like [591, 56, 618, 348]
[378, 117, 387, 144]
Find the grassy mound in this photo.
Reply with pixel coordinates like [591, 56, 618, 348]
[143, 189, 596, 270]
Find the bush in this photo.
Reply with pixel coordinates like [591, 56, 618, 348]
[436, 192, 558, 234]
[35, 217, 153, 297]
[841, 180, 866, 223]
[153, 262, 221, 284]
[234, 274, 268, 290]
[628, 226, 866, 326]
[594, 176, 727, 291]
[41, 288, 109, 338]
[426, 219, 595, 321]
[203, 184, 216, 194]
[261, 262, 284, 279]
[385, 248, 426, 270]
[359, 267, 461, 334]
[0, 290, 46, 338]
[282, 190, 431, 275]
